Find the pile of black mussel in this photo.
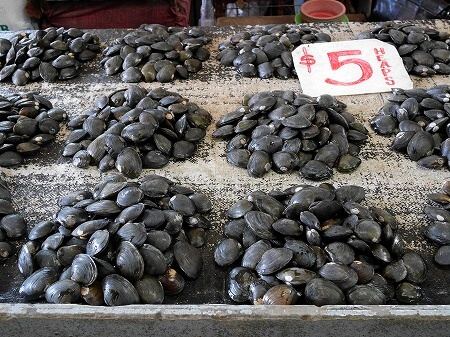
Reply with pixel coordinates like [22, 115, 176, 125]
[0, 27, 100, 86]
[213, 91, 367, 180]
[101, 24, 210, 83]
[214, 184, 427, 305]
[370, 84, 450, 169]
[217, 24, 331, 79]
[0, 174, 27, 258]
[424, 180, 450, 266]
[357, 22, 449, 77]
[63, 85, 212, 178]
[18, 173, 212, 305]
[0, 91, 67, 167]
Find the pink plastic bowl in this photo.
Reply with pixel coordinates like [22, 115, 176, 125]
[300, 0, 346, 23]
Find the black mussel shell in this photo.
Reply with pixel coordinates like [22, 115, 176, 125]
[102, 274, 140, 306]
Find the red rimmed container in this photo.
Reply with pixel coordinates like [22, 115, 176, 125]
[300, 0, 347, 23]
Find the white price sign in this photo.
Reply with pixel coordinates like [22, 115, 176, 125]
[292, 39, 413, 97]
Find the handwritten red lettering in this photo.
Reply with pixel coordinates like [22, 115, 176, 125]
[385, 77, 395, 85]
[381, 68, 391, 77]
[374, 47, 394, 86]
[299, 47, 315, 73]
[325, 50, 373, 86]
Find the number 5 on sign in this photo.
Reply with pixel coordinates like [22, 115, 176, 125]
[292, 39, 413, 96]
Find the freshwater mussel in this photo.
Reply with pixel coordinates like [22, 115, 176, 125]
[0, 91, 67, 167]
[213, 90, 367, 180]
[101, 24, 211, 83]
[357, 22, 449, 77]
[0, 27, 100, 85]
[217, 24, 331, 79]
[370, 84, 450, 170]
[214, 183, 428, 305]
[424, 180, 450, 266]
[63, 85, 212, 177]
[0, 173, 27, 258]
[17, 173, 212, 305]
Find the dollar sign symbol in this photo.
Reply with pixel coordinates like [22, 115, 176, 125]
[299, 47, 315, 73]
